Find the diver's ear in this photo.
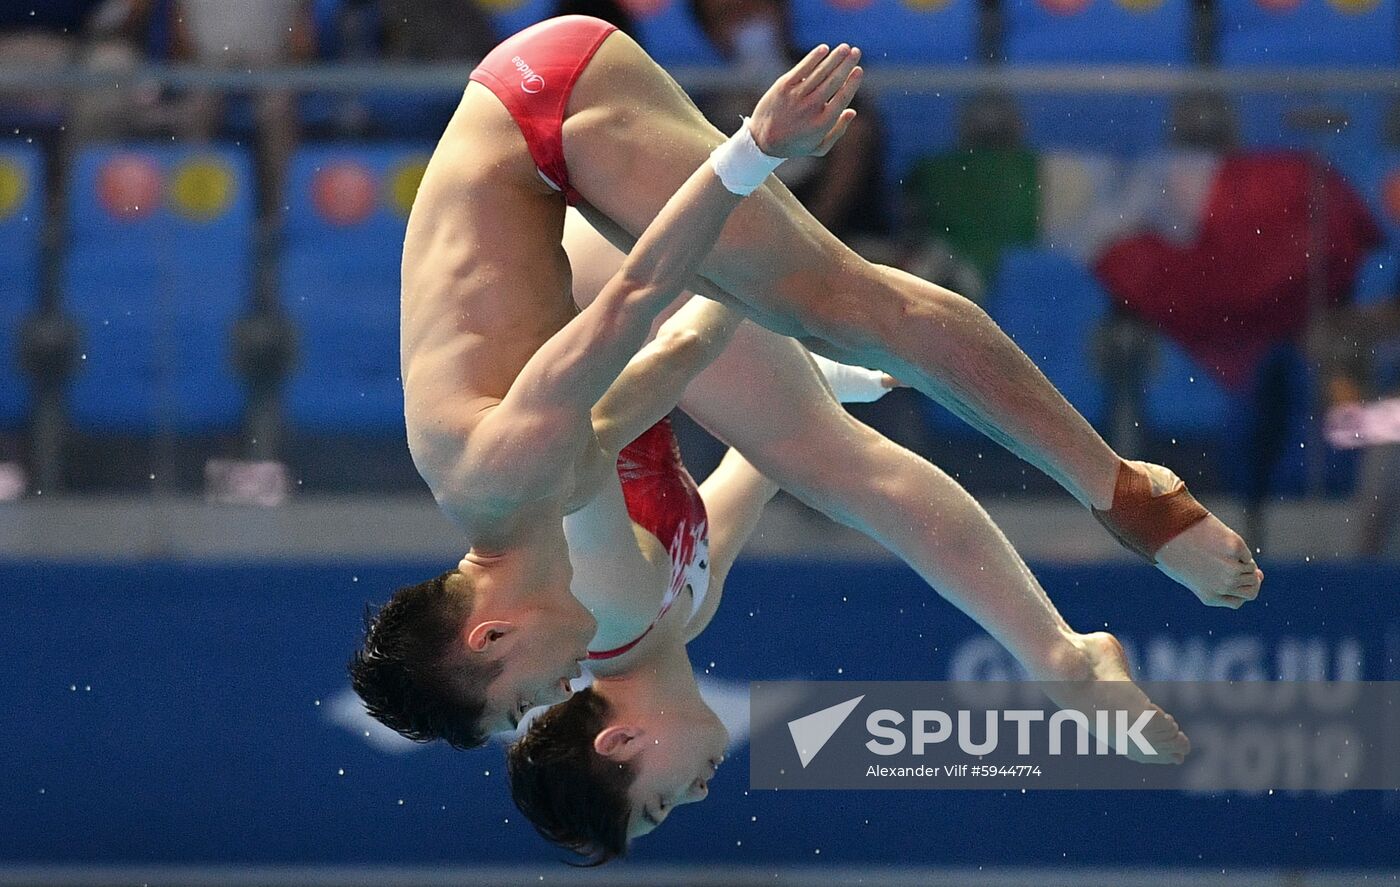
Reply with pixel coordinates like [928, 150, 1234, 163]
[593, 725, 645, 761]
[465, 620, 513, 652]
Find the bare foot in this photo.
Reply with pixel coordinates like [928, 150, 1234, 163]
[1041, 632, 1190, 765]
[1134, 462, 1264, 609]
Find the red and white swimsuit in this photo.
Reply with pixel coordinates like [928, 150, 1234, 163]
[588, 418, 711, 661]
[468, 15, 618, 206]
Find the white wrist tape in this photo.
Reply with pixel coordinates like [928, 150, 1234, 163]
[812, 353, 891, 403]
[709, 117, 784, 196]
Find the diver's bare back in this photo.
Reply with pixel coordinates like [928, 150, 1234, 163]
[400, 83, 576, 505]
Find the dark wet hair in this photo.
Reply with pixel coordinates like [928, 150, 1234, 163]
[349, 570, 503, 750]
[507, 688, 637, 864]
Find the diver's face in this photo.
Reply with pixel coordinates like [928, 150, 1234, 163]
[623, 707, 730, 839]
[478, 590, 597, 735]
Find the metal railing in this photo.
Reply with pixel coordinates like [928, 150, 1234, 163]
[1, 62, 1400, 95]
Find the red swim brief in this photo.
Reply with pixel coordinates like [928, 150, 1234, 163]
[468, 16, 618, 206]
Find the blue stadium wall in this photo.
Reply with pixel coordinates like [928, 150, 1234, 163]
[5, 558, 1399, 869]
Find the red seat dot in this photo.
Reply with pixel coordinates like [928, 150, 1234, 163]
[1039, 0, 1091, 15]
[98, 155, 162, 221]
[313, 162, 377, 226]
[621, 0, 669, 17]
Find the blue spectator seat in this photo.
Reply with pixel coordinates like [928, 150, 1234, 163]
[1229, 92, 1385, 185]
[488, 0, 722, 65]
[1219, 0, 1395, 171]
[1218, 0, 1397, 68]
[878, 91, 961, 185]
[792, 0, 978, 181]
[633, 1, 725, 67]
[307, 0, 463, 137]
[986, 247, 1109, 427]
[1354, 247, 1399, 307]
[1353, 150, 1400, 243]
[0, 145, 43, 429]
[1143, 336, 1231, 438]
[1003, 0, 1192, 152]
[63, 146, 252, 434]
[1349, 152, 1400, 306]
[281, 145, 427, 435]
[488, 0, 556, 45]
[792, 0, 977, 65]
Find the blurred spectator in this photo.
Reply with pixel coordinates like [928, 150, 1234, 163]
[171, 0, 315, 62]
[316, 0, 497, 137]
[904, 146, 1035, 300]
[165, 0, 317, 214]
[687, 0, 889, 243]
[0, 0, 151, 140]
[366, 0, 497, 61]
[1319, 290, 1400, 555]
[684, 0, 938, 459]
[0, 1, 105, 92]
[1095, 151, 1380, 546]
[0, 1, 103, 74]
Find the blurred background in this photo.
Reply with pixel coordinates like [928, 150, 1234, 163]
[2, 0, 1398, 884]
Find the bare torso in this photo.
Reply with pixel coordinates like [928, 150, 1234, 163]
[400, 82, 579, 522]
[401, 79, 671, 623]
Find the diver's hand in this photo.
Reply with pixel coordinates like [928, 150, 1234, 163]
[749, 43, 863, 159]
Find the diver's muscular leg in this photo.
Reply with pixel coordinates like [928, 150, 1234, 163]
[561, 33, 1260, 607]
[565, 32, 1116, 505]
[564, 217, 1190, 762]
[680, 326, 1190, 761]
